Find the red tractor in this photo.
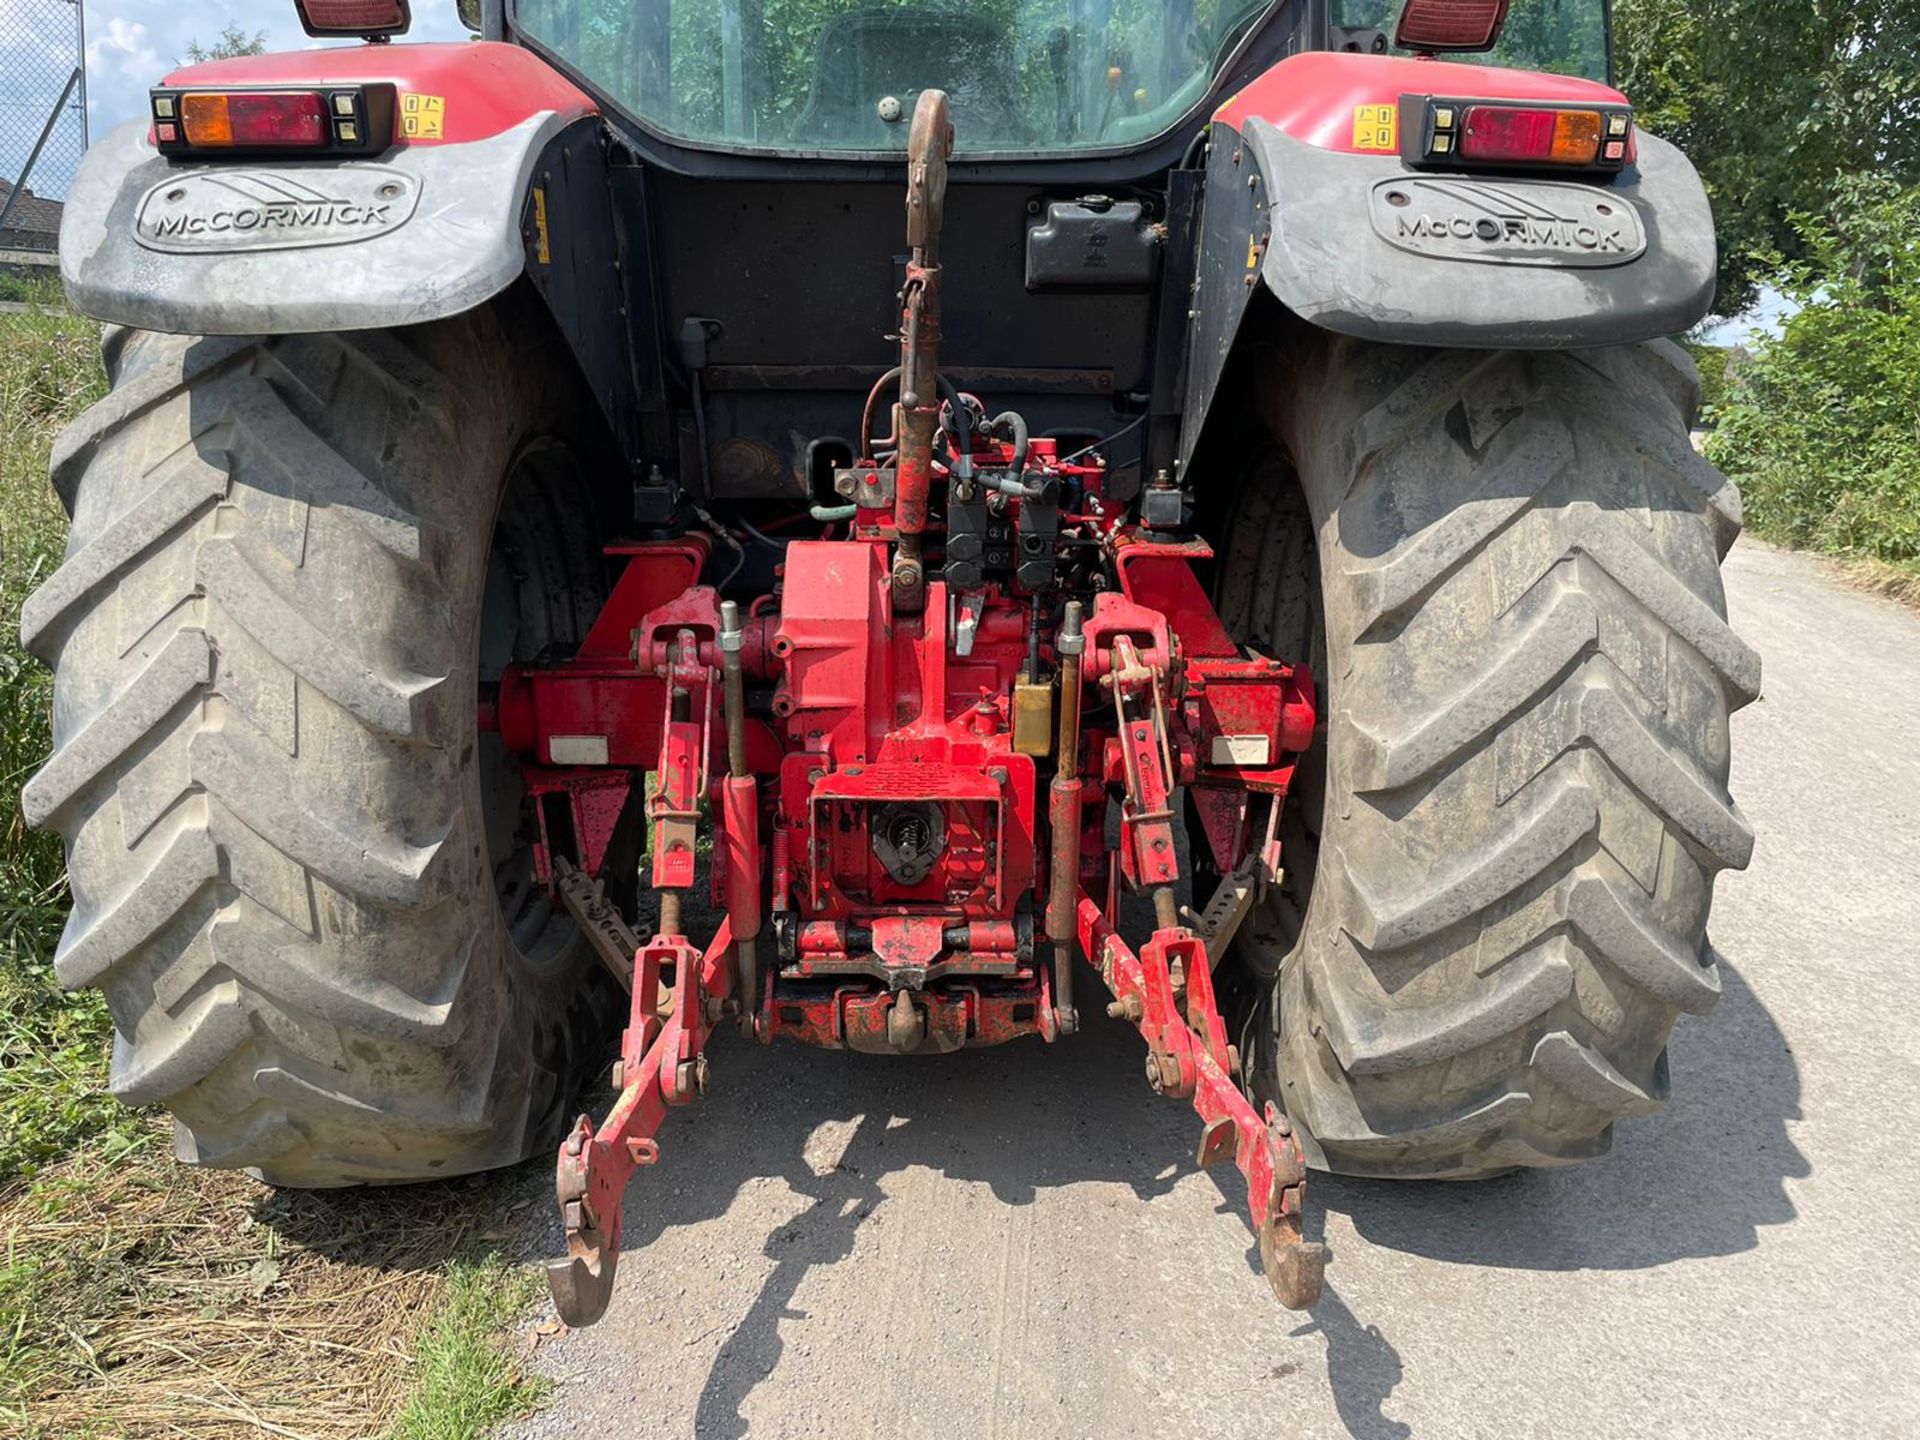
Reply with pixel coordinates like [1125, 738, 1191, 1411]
[27, 0, 1754, 1326]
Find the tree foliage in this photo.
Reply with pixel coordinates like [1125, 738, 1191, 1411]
[1490, 0, 1608, 78]
[183, 25, 269, 63]
[1706, 177, 1920, 571]
[1614, 0, 1920, 315]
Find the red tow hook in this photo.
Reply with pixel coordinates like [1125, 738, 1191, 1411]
[547, 629, 742, 1328]
[547, 916, 732, 1327]
[1077, 896, 1326, 1309]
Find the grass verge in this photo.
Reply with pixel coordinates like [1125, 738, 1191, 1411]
[389, 1260, 551, 1440]
[1, 1131, 551, 1438]
[1, 302, 553, 1437]
[0, 272, 63, 307]
[1831, 554, 1920, 608]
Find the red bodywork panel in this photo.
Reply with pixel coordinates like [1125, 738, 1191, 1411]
[159, 41, 595, 146]
[773, 544, 1039, 925]
[1216, 50, 1628, 153]
[494, 540, 781, 778]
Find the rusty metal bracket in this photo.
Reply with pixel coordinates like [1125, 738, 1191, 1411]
[552, 857, 638, 992]
[1259, 1106, 1326, 1309]
[1186, 861, 1258, 972]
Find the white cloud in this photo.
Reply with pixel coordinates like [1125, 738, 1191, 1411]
[80, 0, 473, 136]
[3, 0, 480, 197]
[85, 16, 164, 132]
[87, 15, 162, 78]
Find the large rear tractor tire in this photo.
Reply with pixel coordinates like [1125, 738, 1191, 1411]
[1221, 336, 1759, 1178]
[22, 303, 625, 1186]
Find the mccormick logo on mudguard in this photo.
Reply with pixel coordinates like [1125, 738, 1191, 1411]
[1367, 176, 1646, 269]
[133, 167, 421, 255]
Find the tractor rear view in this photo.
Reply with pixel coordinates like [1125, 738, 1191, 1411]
[28, 0, 1755, 1326]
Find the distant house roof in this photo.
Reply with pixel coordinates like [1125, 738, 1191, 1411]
[0, 179, 64, 250]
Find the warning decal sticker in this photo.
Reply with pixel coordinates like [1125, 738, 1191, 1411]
[1352, 104, 1398, 152]
[400, 92, 447, 140]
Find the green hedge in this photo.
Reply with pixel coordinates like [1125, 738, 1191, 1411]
[1679, 340, 1736, 423]
[1706, 179, 1920, 575]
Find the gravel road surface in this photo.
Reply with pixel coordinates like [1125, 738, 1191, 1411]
[505, 539, 1919, 1439]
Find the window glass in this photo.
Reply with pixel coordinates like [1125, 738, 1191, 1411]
[1330, 0, 1609, 80]
[513, 0, 1279, 152]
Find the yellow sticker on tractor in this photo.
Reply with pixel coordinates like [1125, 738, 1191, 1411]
[532, 187, 552, 265]
[1352, 104, 1397, 152]
[400, 92, 447, 140]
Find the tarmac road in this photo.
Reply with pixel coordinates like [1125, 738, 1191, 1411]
[505, 539, 1920, 1440]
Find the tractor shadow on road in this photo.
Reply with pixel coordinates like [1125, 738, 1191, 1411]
[514, 949, 1798, 1439]
[517, 995, 1210, 1439]
[1242, 952, 1804, 1440]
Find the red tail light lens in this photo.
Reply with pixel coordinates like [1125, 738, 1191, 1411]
[1460, 105, 1603, 164]
[179, 91, 326, 148]
[294, 0, 411, 38]
[153, 84, 396, 157]
[1393, 0, 1512, 52]
[1411, 96, 1632, 171]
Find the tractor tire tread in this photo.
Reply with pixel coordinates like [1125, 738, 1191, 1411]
[27, 318, 600, 1187]
[1241, 338, 1753, 1178]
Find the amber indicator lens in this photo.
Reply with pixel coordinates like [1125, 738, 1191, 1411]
[179, 91, 327, 147]
[1548, 109, 1604, 163]
[1459, 105, 1603, 164]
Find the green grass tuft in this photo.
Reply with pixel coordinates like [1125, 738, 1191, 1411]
[386, 1256, 550, 1440]
[0, 272, 65, 307]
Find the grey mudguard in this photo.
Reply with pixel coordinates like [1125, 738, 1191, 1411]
[60, 113, 571, 334]
[1247, 118, 1717, 348]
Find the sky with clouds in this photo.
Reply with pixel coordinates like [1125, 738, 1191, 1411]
[2, 0, 470, 199]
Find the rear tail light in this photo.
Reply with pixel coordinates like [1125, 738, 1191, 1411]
[152, 84, 398, 157]
[1461, 105, 1601, 164]
[293, 0, 411, 39]
[1393, 0, 1511, 53]
[180, 92, 325, 147]
[1404, 96, 1634, 172]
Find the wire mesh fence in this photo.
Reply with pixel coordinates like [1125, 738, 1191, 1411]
[1, 0, 88, 255]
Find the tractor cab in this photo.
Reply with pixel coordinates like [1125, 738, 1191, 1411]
[487, 0, 1620, 523]
[510, 0, 1610, 158]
